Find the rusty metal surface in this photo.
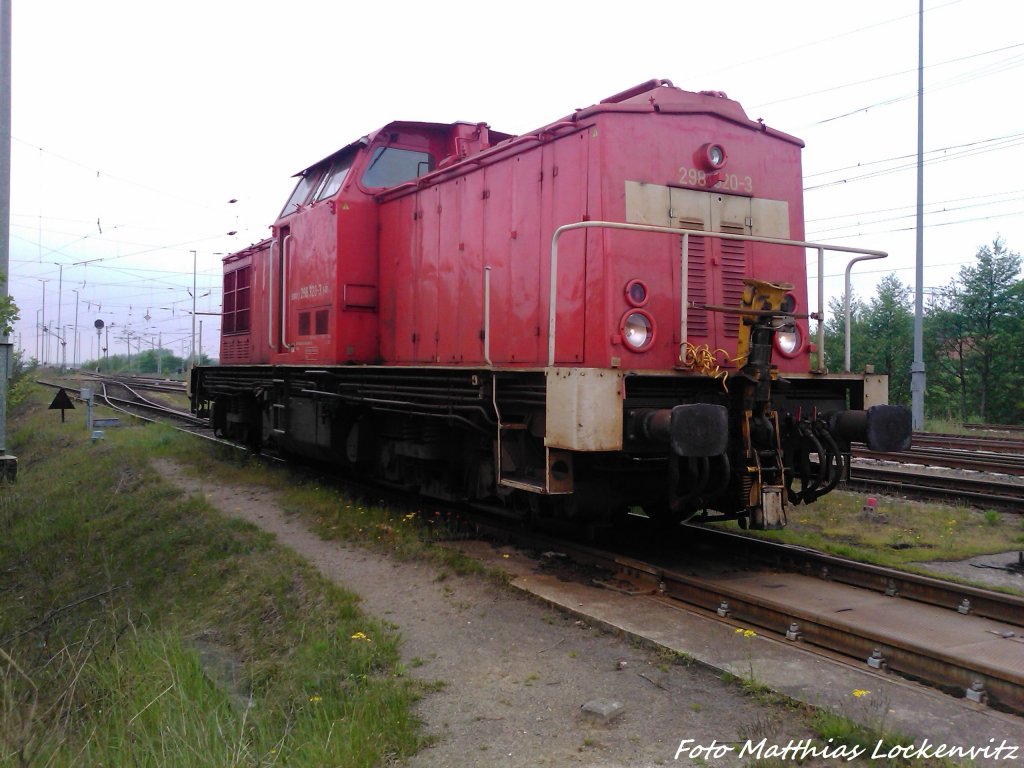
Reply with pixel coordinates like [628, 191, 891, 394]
[655, 564, 1024, 712]
[484, 521, 1024, 713]
[682, 525, 1024, 626]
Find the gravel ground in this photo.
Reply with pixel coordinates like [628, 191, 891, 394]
[152, 459, 1019, 767]
[914, 549, 1024, 592]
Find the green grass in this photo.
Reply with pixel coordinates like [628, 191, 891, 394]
[728, 489, 1020, 575]
[1, 385, 427, 766]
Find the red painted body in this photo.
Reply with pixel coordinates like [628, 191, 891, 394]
[221, 83, 808, 374]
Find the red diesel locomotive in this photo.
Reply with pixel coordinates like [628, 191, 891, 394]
[191, 79, 911, 530]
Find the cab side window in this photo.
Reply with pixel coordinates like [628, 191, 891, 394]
[362, 147, 434, 188]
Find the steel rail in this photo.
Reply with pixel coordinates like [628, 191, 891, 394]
[852, 446, 1024, 476]
[36, 379, 248, 453]
[653, 562, 1024, 713]
[846, 463, 1024, 512]
[37, 380, 206, 428]
[911, 431, 1024, 453]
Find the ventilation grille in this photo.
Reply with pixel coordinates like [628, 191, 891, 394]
[685, 234, 708, 337]
[221, 336, 247, 362]
[720, 234, 748, 338]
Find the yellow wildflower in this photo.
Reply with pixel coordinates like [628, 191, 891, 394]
[852, 689, 870, 698]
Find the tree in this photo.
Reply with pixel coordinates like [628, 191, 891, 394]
[926, 285, 972, 420]
[861, 274, 913, 406]
[821, 276, 912, 406]
[959, 238, 1022, 422]
[822, 291, 868, 374]
[0, 274, 19, 336]
[925, 238, 1022, 423]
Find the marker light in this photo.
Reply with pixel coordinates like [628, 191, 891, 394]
[698, 143, 727, 170]
[621, 311, 655, 351]
[625, 279, 649, 307]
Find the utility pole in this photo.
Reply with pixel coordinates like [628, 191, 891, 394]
[191, 249, 196, 370]
[35, 277, 49, 364]
[911, 0, 926, 430]
[0, 0, 17, 479]
[124, 328, 133, 372]
[56, 263, 63, 370]
[72, 288, 79, 367]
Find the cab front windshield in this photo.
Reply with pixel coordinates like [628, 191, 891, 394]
[278, 149, 357, 218]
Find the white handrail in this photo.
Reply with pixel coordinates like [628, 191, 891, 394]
[548, 221, 888, 369]
[484, 266, 492, 365]
[280, 234, 293, 351]
[844, 253, 888, 372]
[268, 241, 276, 349]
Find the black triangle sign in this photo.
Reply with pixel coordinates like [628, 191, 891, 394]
[49, 388, 76, 422]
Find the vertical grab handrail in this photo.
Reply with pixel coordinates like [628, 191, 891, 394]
[483, 266, 492, 366]
[280, 234, 293, 351]
[268, 241, 276, 350]
[815, 247, 824, 374]
[680, 232, 689, 361]
[843, 253, 889, 372]
[548, 221, 887, 369]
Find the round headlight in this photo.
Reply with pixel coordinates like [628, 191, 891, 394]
[698, 142, 727, 170]
[625, 279, 649, 307]
[774, 321, 802, 357]
[621, 311, 655, 351]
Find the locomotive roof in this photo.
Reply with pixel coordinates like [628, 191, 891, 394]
[568, 78, 803, 147]
[291, 79, 801, 179]
[292, 121, 515, 178]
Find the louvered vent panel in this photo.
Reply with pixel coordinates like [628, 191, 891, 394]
[685, 235, 708, 337]
[720, 233, 748, 338]
[221, 336, 245, 362]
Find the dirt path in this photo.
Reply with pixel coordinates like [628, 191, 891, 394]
[151, 458, 865, 767]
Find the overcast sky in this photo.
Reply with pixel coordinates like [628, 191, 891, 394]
[9, 0, 1023, 364]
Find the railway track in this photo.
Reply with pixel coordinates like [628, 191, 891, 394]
[481, 520, 1024, 714]
[37, 379, 233, 447]
[909, 431, 1024, 454]
[853, 447, 1024, 476]
[964, 423, 1024, 435]
[847, 431, 1024, 512]
[78, 372, 188, 395]
[846, 463, 1024, 512]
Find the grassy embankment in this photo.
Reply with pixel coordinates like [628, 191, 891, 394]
[0, 383, 433, 767]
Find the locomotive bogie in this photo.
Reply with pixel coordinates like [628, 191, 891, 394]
[195, 80, 913, 531]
